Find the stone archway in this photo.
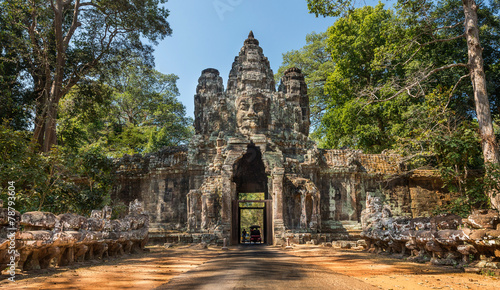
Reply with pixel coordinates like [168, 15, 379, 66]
[230, 144, 273, 245]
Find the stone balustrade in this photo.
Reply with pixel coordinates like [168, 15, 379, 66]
[361, 194, 500, 269]
[0, 199, 149, 271]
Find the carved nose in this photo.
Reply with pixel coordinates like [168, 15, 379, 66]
[248, 106, 256, 116]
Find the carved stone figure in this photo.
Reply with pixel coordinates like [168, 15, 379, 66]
[236, 92, 270, 136]
[0, 199, 149, 271]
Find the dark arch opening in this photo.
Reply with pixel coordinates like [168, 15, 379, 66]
[232, 144, 268, 198]
[231, 144, 271, 244]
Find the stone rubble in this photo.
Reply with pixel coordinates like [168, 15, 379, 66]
[360, 193, 500, 270]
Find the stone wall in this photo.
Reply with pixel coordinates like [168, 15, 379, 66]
[0, 200, 149, 272]
[113, 147, 191, 230]
[111, 138, 453, 242]
[322, 150, 402, 175]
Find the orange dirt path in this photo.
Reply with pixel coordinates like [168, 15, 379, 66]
[0, 245, 220, 289]
[1, 244, 498, 289]
[286, 245, 499, 290]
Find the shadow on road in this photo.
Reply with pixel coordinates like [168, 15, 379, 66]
[155, 245, 309, 289]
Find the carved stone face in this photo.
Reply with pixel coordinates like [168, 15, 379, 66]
[236, 93, 270, 135]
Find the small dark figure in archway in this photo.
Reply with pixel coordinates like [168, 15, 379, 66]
[242, 229, 247, 243]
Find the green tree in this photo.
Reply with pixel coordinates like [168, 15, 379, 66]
[394, 87, 488, 215]
[0, 125, 45, 211]
[0, 124, 113, 214]
[307, 0, 500, 208]
[280, 4, 418, 151]
[0, 0, 172, 152]
[58, 59, 193, 157]
[0, 4, 34, 130]
[322, 4, 412, 152]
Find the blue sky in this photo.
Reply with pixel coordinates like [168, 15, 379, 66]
[153, 0, 336, 118]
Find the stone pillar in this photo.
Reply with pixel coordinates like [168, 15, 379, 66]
[187, 190, 201, 232]
[221, 164, 234, 241]
[201, 191, 216, 231]
[310, 194, 320, 231]
[201, 193, 208, 230]
[300, 191, 307, 229]
[272, 167, 285, 239]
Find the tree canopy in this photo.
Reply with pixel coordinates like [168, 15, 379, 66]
[0, 1, 193, 215]
[286, 0, 500, 210]
[0, 0, 173, 151]
[58, 58, 193, 157]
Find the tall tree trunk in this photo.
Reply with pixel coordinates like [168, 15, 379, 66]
[33, 92, 59, 152]
[463, 0, 500, 209]
[32, 0, 67, 152]
[42, 99, 58, 152]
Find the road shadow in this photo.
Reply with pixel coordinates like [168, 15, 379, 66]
[154, 245, 314, 289]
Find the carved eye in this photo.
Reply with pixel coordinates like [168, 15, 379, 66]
[239, 102, 249, 110]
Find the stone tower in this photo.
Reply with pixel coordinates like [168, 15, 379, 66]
[194, 68, 227, 135]
[186, 31, 323, 244]
[227, 31, 276, 93]
[277, 67, 310, 135]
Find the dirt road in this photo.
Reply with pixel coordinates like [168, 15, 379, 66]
[156, 245, 376, 289]
[1, 244, 498, 289]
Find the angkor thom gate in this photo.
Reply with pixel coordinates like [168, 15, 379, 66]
[113, 32, 454, 245]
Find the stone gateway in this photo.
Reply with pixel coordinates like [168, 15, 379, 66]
[113, 32, 454, 245]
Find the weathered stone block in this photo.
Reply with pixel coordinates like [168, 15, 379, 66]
[85, 218, 104, 231]
[430, 213, 462, 230]
[466, 209, 500, 229]
[21, 212, 58, 230]
[58, 213, 87, 230]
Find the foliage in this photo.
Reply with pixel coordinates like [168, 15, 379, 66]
[391, 87, 490, 216]
[0, 3, 34, 130]
[0, 1, 194, 216]
[307, 0, 358, 17]
[0, 123, 45, 212]
[58, 58, 193, 157]
[319, 4, 418, 151]
[0, 124, 114, 215]
[0, 0, 173, 151]
[296, 0, 500, 212]
[305, 1, 500, 122]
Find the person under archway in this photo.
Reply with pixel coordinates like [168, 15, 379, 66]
[242, 229, 247, 243]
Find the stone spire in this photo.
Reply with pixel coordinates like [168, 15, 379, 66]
[194, 68, 228, 135]
[244, 30, 259, 46]
[227, 31, 275, 94]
